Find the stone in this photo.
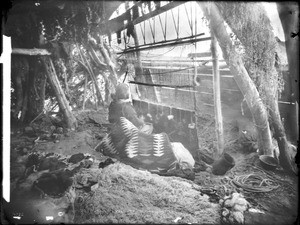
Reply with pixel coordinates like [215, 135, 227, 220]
[80, 158, 93, 168]
[34, 170, 73, 197]
[50, 126, 56, 132]
[68, 153, 85, 164]
[98, 158, 115, 169]
[38, 157, 67, 171]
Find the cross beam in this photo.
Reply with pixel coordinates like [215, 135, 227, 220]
[118, 36, 211, 54]
[102, 1, 185, 35]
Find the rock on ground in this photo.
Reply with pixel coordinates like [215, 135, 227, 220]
[74, 162, 220, 224]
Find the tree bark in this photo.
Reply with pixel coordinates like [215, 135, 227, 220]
[198, 2, 274, 156]
[41, 56, 77, 129]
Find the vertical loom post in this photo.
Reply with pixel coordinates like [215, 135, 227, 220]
[193, 43, 201, 150]
[211, 30, 224, 157]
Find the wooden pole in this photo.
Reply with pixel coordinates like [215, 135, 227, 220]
[41, 56, 77, 129]
[193, 44, 200, 150]
[120, 36, 210, 54]
[12, 48, 51, 56]
[211, 29, 224, 157]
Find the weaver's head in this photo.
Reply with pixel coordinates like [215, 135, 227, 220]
[115, 83, 130, 100]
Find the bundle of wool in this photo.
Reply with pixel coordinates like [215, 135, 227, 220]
[220, 192, 250, 224]
[171, 142, 195, 170]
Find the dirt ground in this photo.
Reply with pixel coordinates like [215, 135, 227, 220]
[3, 103, 298, 224]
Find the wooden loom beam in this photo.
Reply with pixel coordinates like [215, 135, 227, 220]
[103, 1, 185, 35]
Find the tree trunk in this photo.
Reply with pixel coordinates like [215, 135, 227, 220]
[11, 55, 29, 121]
[41, 56, 77, 129]
[268, 94, 297, 173]
[25, 60, 47, 122]
[198, 2, 274, 156]
[20, 68, 30, 122]
[277, 2, 299, 150]
[13, 72, 24, 119]
[214, 2, 297, 173]
[277, 3, 299, 103]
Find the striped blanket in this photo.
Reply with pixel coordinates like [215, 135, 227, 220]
[95, 117, 195, 176]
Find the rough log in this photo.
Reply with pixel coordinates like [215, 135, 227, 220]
[199, 2, 274, 156]
[12, 48, 51, 56]
[41, 56, 77, 129]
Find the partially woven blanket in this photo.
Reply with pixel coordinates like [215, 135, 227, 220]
[95, 117, 179, 173]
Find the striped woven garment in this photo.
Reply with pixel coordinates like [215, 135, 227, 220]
[96, 117, 179, 173]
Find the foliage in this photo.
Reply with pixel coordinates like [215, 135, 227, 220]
[7, 1, 126, 115]
[36, 1, 103, 44]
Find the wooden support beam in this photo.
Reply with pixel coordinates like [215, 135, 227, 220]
[188, 52, 212, 58]
[119, 37, 211, 54]
[103, 1, 185, 35]
[211, 31, 224, 157]
[123, 32, 205, 53]
[12, 48, 51, 56]
[128, 80, 192, 88]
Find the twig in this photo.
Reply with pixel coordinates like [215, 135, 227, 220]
[82, 76, 88, 110]
[29, 111, 44, 125]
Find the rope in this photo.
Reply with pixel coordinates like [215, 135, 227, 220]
[231, 173, 280, 193]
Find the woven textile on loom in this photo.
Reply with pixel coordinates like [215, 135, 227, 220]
[96, 117, 178, 173]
